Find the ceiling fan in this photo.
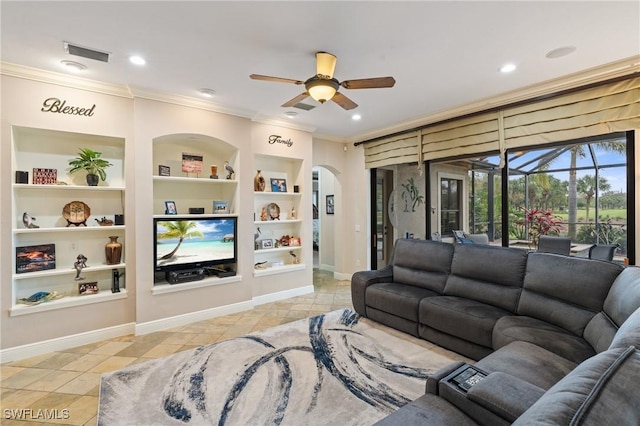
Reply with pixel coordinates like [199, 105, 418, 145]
[250, 52, 396, 110]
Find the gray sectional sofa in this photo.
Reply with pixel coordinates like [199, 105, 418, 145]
[351, 238, 640, 425]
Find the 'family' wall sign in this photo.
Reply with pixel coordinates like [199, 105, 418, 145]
[268, 135, 293, 147]
[41, 98, 96, 117]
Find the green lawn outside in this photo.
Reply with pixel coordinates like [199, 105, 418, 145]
[553, 209, 627, 223]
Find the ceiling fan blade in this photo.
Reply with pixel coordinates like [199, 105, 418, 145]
[341, 76, 396, 89]
[281, 92, 309, 107]
[331, 92, 358, 110]
[316, 51, 337, 79]
[250, 74, 304, 85]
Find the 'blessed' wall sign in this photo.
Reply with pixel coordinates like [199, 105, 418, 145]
[41, 98, 96, 116]
[268, 134, 293, 147]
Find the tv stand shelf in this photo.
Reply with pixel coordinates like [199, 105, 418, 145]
[151, 274, 242, 295]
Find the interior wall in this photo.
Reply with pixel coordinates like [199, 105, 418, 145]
[318, 167, 336, 270]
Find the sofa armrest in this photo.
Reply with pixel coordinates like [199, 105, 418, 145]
[351, 265, 393, 316]
[426, 361, 467, 395]
[467, 372, 545, 422]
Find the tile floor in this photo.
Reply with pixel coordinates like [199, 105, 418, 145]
[1, 270, 353, 425]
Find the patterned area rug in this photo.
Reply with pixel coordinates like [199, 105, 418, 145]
[98, 309, 463, 425]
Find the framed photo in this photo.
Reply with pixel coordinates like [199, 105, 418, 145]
[79, 281, 99, 295]
[326, 194, 335, 215]
[181, 152, 203, 174]
[33, 168, 57, 185]
[158, 165, 171, 176]
[270, 178, 287, 192]
[289, 237, 301, 247]
[260, 239, 273, 249]
[213, 200, 229, 214]
[16, 244, 56, 274]
[165, 201, 177, 215]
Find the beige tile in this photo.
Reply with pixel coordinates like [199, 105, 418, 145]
[187, 333, 222, 346]
[55, 372, 101, 395]
[113, 342, 159, 358]
[63, 341, 107, 355]
[57, 395, 98, 425]
[33, 352, 83, 370]
[24, 370, 82, 392]
[89, 356, 137, 373]
[88, 342, 133, 356]
[84, 415, 97, 426]
[8, 353, 56, 368]
[1, 365, 25, 379]
[140, 343, 183, 359]
[289, 303, 314, 311]
[161, 332, 198, 345]
[0, 388, 49, 410]
[1, 368, 53, 389]
[60, 354, 111, 372]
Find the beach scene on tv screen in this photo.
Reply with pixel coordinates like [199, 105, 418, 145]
[156, 219, 235, 267]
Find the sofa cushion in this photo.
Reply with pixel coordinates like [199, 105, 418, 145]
[444, 245, 528, 312]
[476, 341, 577, 390]
[609, 306, 640, 350]
[392, 239, 454, 293]
[493, 315, 596, 363]
[603, 266, 640, 327]
[374, 393, 479, 426]
[420, 296, 511, 347]
[366, 282, 439, 322]
[518, 253, 623, 337]
[513, 346, 640, 426]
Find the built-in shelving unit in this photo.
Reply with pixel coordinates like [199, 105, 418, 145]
[10, 126, 127, 316]
[253, 154, 305, 276]
[152, 134, 240, 287]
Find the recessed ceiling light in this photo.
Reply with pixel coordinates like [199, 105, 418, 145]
[285, 111, 298, 118]
[60, 60, 86, 72]
[199, 88, 216, 98]
[352, 114, 362, 121]
[129, 55, 146, 66]
[546, 46, 577, 59]
[499, 63, 516, 73]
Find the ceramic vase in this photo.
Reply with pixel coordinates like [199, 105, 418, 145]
[254, 170, 266, 191]
[105, 236, 122, 265]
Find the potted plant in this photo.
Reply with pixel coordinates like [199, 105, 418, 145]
[68, 148, 112, 186]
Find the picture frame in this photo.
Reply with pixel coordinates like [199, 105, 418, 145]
[213, 200, 229, 214]
[79, 281, 99, 295]
[165, 201, 177, 215]
[33, 168, 57, 185]
[181, 152, 203, 174]
[16, 243, 56, 274]
[260, 239, 273, 249]
[289, 237, 301, 247]
[270, 178, 287, 192]
[326, 194, 335, 215]
[158, 165, 171, 176]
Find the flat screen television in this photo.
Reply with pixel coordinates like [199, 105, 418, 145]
[154, 216, 237, 273]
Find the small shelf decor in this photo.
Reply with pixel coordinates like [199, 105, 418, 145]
[68, 148, 112, 186]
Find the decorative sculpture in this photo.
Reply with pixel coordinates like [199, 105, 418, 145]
[74, 254, 88, 281]
[22, 212, 39, 228]
[224, 161, 235, 180]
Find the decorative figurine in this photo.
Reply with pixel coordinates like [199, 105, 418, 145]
[74, 254, 88, 281]
[289, 250, 300, 264]
[224, 161, 235, 180]
[96, 216, 114, 226]
[261, 207, 268, 221]
[254, 170, 266, 191]
[22, 212, 39, 228]
[291, 206, 296, 219]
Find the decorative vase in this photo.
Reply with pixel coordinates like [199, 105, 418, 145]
[254, 170, 266, 191]
[105, 236, 122, 265]
[86, 173, 99, 186]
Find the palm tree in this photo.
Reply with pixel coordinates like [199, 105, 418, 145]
[577, 175, 611, 222]
[157, 221, 204, 260]
[565, 141, 625, 238]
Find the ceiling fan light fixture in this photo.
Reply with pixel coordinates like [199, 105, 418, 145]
[306, 77, 339, 103]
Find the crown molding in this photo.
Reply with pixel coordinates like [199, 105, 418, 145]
[129, 85, 255, 118]
[350, 55, 640, 144]
[0, 62, 134, 98]
[251, 114, 317, 133]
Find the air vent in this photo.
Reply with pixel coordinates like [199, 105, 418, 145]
[64, 42, 110, 63]
[293, 102, 315, 111]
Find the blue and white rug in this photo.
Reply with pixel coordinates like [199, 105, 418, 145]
[98, 309, 463, 425]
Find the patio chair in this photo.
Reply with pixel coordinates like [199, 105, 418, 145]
[588, 244, 618, 261]
[537, 235, 572, 255]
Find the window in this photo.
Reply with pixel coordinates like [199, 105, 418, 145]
[441, 177, 462, 235]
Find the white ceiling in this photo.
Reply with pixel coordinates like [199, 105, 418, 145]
[1, 1, 639, 142]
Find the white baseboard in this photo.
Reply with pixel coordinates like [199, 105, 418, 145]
[253, 285, 315, 306]
[0, 323, 135, 364]
[135, 300, 254, 335]
[1, 286, 316, 362]
[334, 272, 352, 281]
